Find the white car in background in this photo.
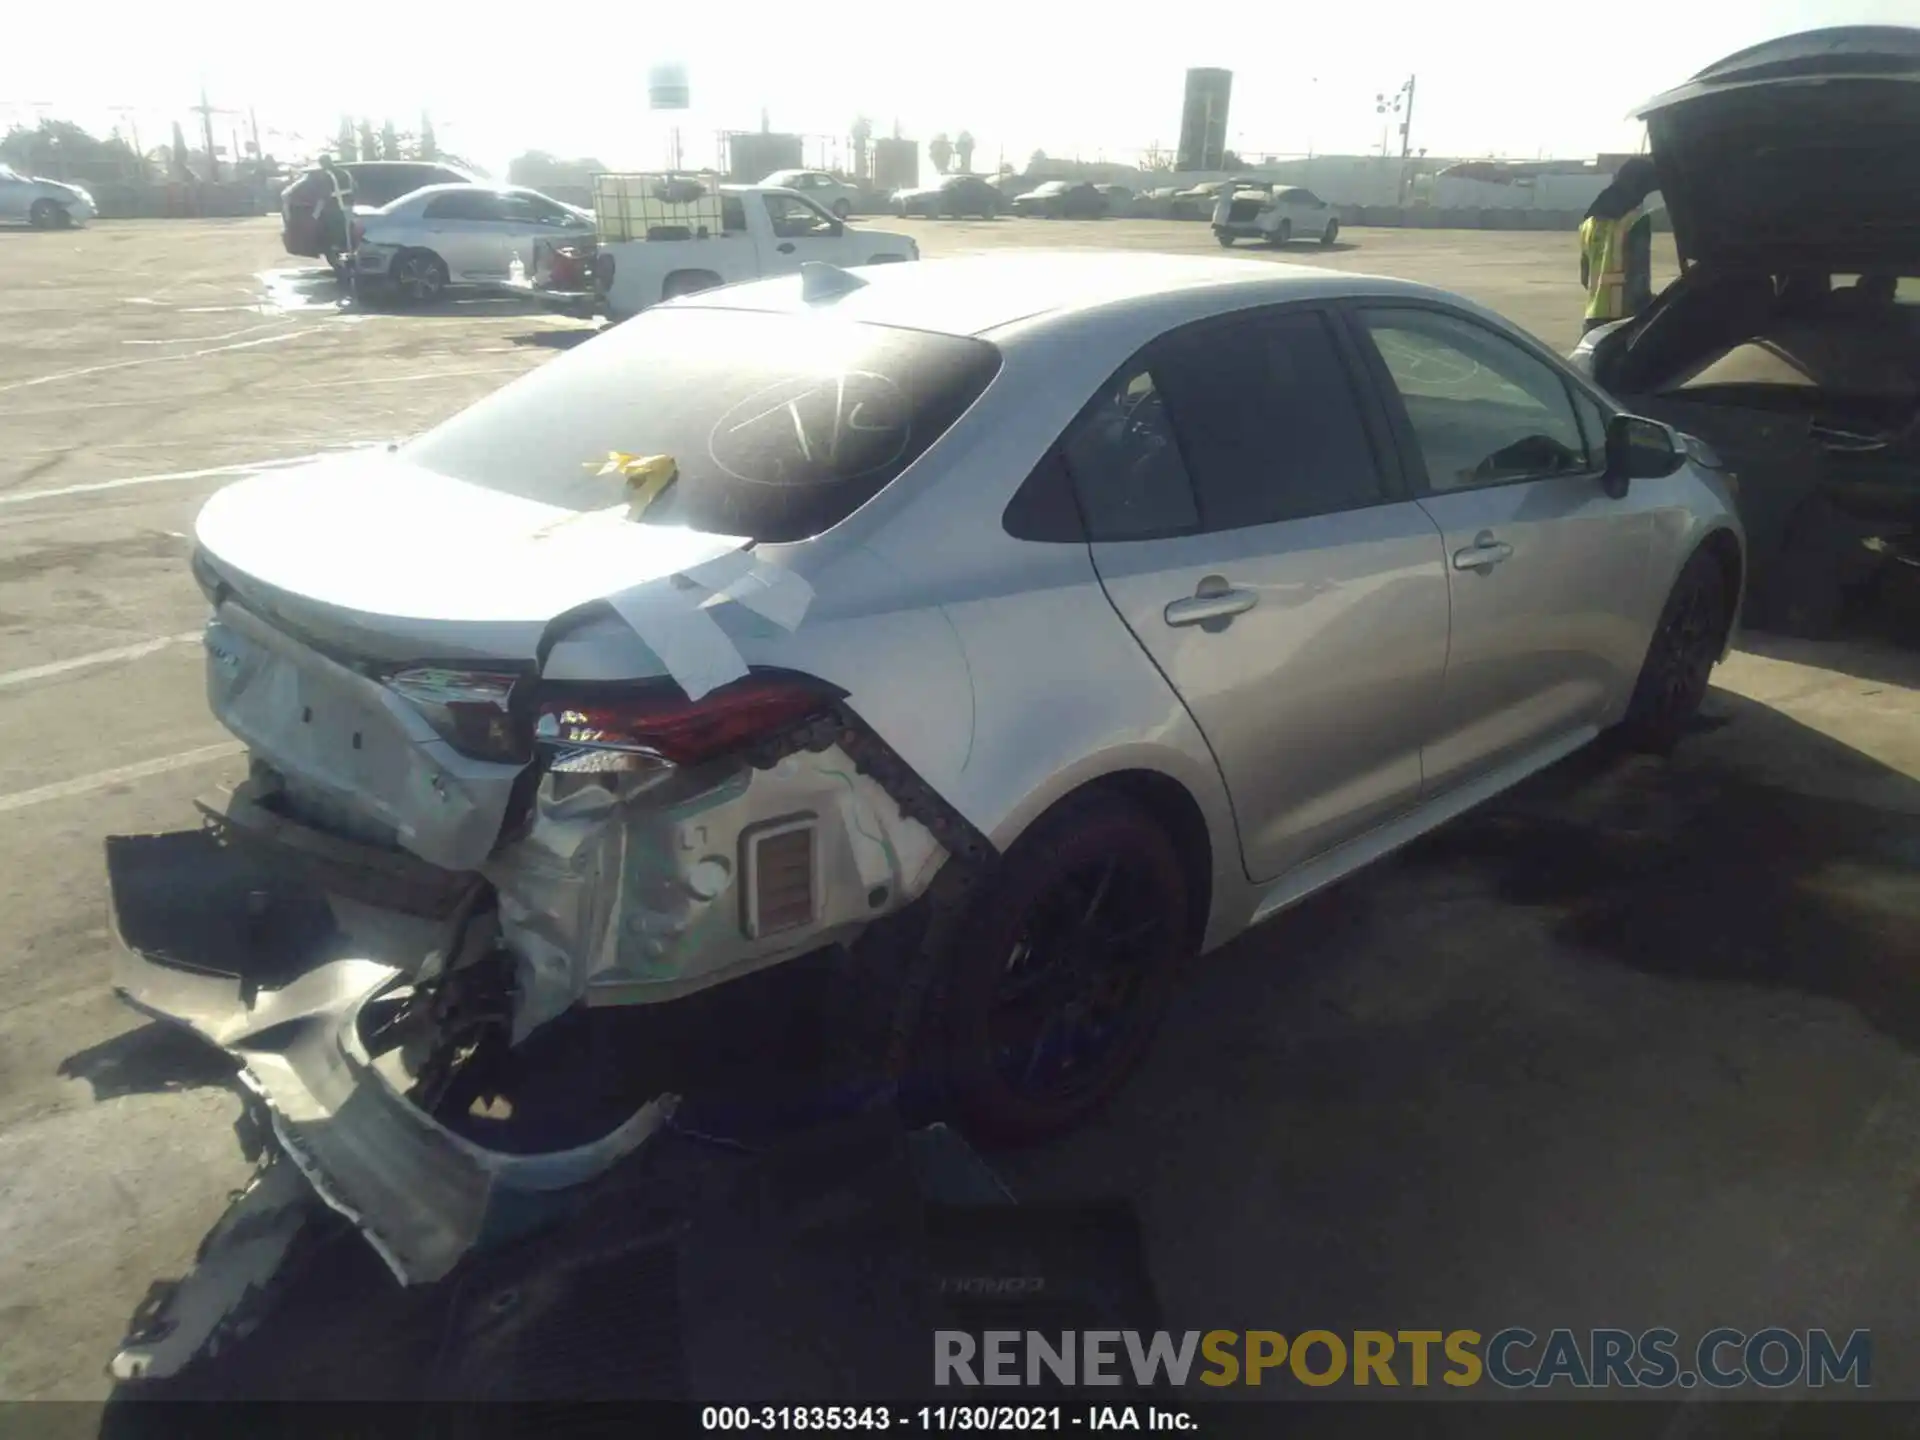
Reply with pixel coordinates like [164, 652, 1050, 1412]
[0, 164, 96, 228]
[1212, 183, 1341, 248]
[352, 183, 595, 304]
[760, 168, 862, 218]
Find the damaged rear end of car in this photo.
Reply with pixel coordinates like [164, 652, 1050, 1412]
[106, 298, 1005, 1375]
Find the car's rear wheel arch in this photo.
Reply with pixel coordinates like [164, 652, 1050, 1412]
[1017, 769, 1213, 955]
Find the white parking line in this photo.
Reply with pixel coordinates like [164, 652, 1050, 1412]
[0, 633, 201, 692]
[0, 454, 319, 507]
[123, 321, 296, 347]
[0, 742, 242, 815]
[0, 329, 314, 396]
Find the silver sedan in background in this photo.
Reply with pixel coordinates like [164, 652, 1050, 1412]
[0, 164, 96, 228]
[110, 253, 1743, 1328]
[351, 182, 594, 304]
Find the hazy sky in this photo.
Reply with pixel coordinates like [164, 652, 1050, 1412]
[4, 0, 1914, 174]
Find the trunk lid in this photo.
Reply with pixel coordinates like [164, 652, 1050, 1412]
[193, 452, 753, 871]
[1636, 25, 1920, 271]
[195, 451, 750, 658]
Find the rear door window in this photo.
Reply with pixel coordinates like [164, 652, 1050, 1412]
[1149, 309, 1387, 528]
[425, 191, 512, 222]
[404, 309, 1002, 542]
[1060, 368, 1201, 540]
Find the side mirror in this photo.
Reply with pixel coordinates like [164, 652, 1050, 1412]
[1602, 413, 1683, 498]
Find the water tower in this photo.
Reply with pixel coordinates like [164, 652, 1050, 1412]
[649, 62, 691, 170]
[1176, 68, 1233, 171]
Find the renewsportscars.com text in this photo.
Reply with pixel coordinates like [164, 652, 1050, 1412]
[934, 1328, 1872, 1390]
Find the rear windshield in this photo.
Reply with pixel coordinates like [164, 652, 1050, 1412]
[404, 307, 1002, 542]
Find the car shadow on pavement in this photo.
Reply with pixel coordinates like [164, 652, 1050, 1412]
[505, 328, 602, 351]
[1398, 697, 1920, 1050]
[58, 1021, 239, 1102]
[995, 684, 1920, 1389]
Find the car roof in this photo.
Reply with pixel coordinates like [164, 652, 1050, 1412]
[671, 249, 1458, 339]
[392, 182, 529, 200]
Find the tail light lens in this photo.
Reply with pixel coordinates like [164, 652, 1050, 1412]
[535, 676, 837, 774]
[385, 667, 525, 763]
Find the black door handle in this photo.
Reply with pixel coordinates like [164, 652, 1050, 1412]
[777, 242, 796, 254]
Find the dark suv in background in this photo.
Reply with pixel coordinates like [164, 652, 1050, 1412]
[281, 160, 472, 268]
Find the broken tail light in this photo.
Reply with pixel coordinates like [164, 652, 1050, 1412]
[534, 675, 837, 774]
[385, 667, 526, 764]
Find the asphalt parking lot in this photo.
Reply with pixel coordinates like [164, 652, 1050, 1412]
[0, 216, 1917, 1405]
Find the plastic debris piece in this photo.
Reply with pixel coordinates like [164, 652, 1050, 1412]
[581, 453, 681, 521]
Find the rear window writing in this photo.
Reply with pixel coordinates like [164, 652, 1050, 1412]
[404, 307, 1002, 542]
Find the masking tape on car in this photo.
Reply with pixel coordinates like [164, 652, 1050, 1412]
[605, 585, 750, 702]
[605, 552, 814, 701]
[680, 551, 815, 632]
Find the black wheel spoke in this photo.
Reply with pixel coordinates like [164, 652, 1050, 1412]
[1077, 858, 1117, 930]
[988, 853, 1171, 1099]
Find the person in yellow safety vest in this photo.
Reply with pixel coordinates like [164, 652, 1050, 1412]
[1579, 157, 1658, 334]
[318, 155, 356, 267]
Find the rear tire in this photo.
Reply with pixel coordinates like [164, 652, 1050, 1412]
[924, 792, 1190, 1146]
[1319, 219, 1340, 247]
[390, 249, 448, 306]
[832, 199, 852, 219]
[1619, 548, 1731, 753]
[28, 198, 63, 230]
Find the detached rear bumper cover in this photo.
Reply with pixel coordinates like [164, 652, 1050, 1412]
[106, 830, 675, 1287]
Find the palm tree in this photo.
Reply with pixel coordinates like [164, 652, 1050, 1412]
[954, 131, 975, 174]
[928, 132, 954, 175]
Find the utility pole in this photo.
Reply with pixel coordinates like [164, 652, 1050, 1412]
[1397, 74, 1417, 204]
[1377, 76, 1415, 201]
[195, 85, 219, 181]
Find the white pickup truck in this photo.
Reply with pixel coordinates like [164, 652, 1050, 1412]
[532, 174, 919, 321]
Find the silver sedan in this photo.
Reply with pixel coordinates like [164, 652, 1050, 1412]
[351, 181, 594, 303]
[0, 164, 95, 228]
[109, 252, 1743, 1322]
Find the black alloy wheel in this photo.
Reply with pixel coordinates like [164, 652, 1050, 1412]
[392, 250, 449, 306]
[1621, 549, 1730, 752]
[935, 792, 1190, 1144]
